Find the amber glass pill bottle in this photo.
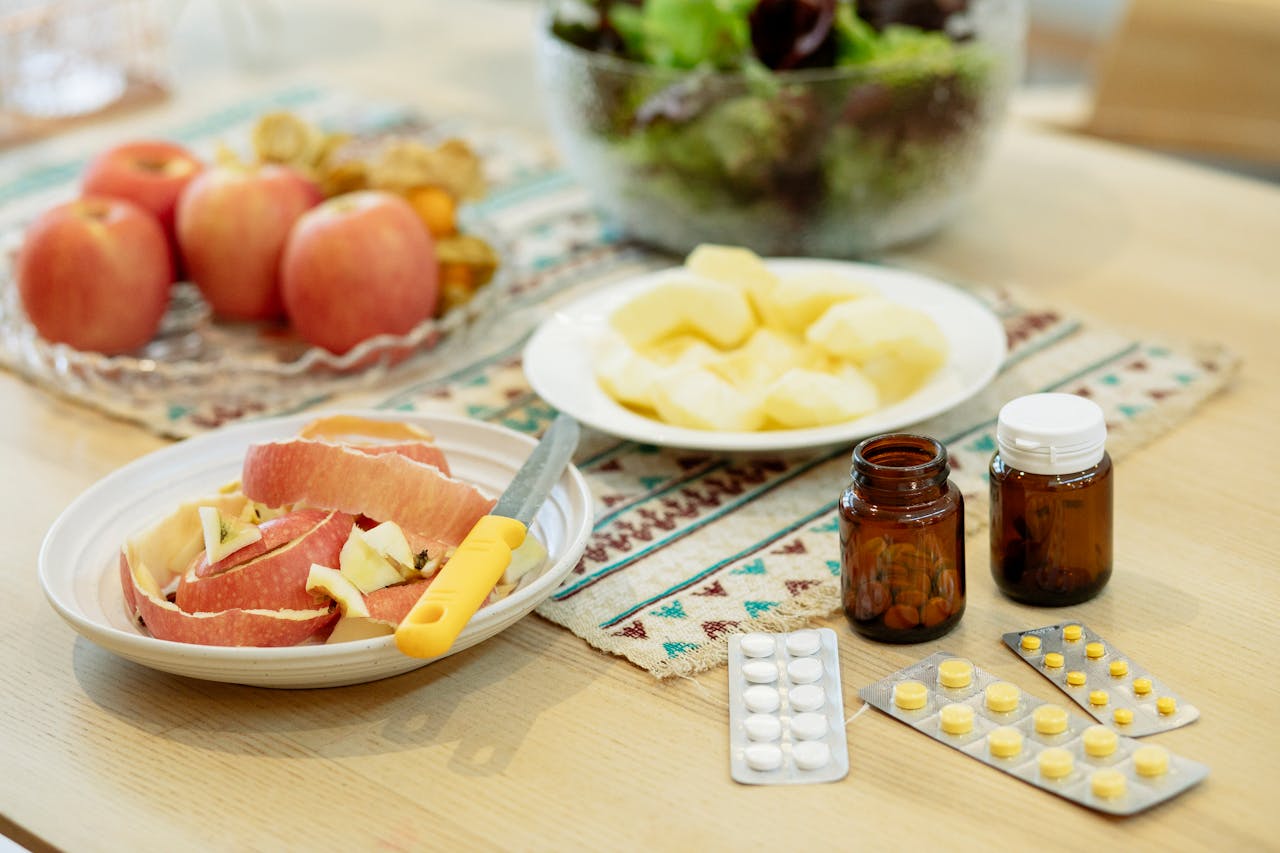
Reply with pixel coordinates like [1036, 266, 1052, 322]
[989, 393, 1112, 606]
[840, 433, 965, 643]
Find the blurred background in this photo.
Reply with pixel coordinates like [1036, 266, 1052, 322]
[3, 0, 1278, 181]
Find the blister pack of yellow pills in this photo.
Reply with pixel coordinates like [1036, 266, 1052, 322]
[859, 652, 1208, 815]
[1003, 623, 1200, 736]
[728, 629, 850, 785]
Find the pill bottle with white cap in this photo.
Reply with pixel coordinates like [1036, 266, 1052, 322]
[989, 393, 1112, 605]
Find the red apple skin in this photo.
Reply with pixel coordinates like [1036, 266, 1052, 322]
[176, 164, 321, 321]
[241, 439, 493, 547]
[121, 551, 337, 647]
[193, 506, 336, 579]
[81, 140, 203, 252]
[281, 190, 438, 355]
[16, 196, 172, 355]
[174, 508, 354, 613]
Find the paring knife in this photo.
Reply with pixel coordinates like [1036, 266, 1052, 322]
[395, 414, 580, 659]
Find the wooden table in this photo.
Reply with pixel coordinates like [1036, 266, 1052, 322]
[3, 3, 1279, 850]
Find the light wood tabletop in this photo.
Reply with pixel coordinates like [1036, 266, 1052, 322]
[3, 2, 1279, 850]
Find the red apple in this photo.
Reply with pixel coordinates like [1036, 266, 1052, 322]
[174, 508, 354, 613]
[16, 196, 172, 355]
[176, 164, 321, 320]
[81, 140, 203, 251]
[281, 190, 438, 354]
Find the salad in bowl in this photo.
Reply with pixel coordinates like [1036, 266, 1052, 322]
[538, 0, 1026, 257]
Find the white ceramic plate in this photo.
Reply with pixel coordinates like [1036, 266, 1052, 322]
[524, 259, 1006, 452]
[38, 412, 593, 689]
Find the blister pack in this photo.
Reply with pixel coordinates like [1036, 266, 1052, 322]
[727, 629, 849, 785]
[1003, 623, 1199, 736]
[859, 652, 1208, 815]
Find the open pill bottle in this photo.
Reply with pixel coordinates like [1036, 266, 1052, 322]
[839, 433, 965, 642]
[989, 393, 1112, 606]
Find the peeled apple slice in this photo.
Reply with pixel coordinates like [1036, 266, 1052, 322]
[595, 335, 665, 410]
[651, 367, 765, 432]
[709, 327, 811, 389]
[305, 564, 370, 617]
[640, 334, 721, 368]
[502, 533, 547, 587]
[684, 243, 778, 321]
[610, 275, 756, 350]
[198, 506, 262, 565]
[768, 271, 878, 334]
[340, 521, 415, 594]
[806, 298, 947, 370]
[763, 367, 880, 428]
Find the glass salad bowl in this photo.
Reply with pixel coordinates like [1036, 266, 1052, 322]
[537, 0, 1026, 258]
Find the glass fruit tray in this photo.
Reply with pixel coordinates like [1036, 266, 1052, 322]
[0, 220, 513, 436]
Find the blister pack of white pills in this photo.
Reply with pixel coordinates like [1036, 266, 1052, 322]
[859, 651, 1208, 815]
[727, 629, 849, 785]
[1003, 623, 1199, 736]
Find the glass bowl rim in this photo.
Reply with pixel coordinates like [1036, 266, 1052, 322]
[537, 0, 1026, 86]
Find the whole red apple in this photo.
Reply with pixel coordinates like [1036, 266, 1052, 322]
[16, 196, 172, 355]
[281, 191, 438, 355]
[81, 140, 203, 249]
[176, 164, 321, 321]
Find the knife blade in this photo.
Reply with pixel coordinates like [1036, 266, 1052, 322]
[395, 414, 580, 659]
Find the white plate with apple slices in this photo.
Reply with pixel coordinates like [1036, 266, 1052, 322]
[38, 411, 594, 688]
[523, 258, 1007, 452]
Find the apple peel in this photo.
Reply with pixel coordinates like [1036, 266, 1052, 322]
[120, 547, 335, 647]
[175, 509, 353, 613]
[241, 439, 493, 546]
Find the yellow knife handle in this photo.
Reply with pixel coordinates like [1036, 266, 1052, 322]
[395, 515, 528, 659]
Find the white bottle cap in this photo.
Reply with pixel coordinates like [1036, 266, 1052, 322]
[996, 393, 1107, 476]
